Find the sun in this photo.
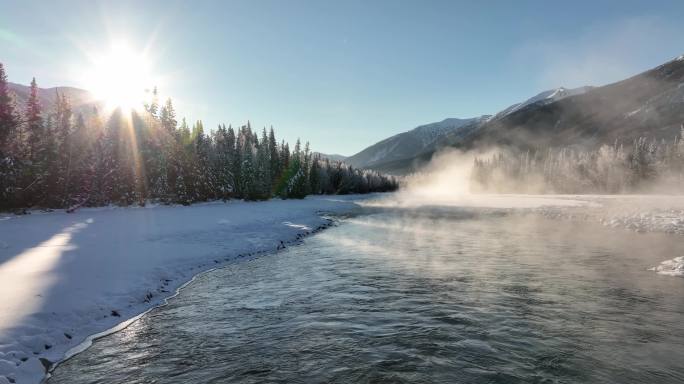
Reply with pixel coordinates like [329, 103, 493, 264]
[83, 42, 155, 112]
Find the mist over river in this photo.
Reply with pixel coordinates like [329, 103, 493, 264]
[48, 205, 684, 383]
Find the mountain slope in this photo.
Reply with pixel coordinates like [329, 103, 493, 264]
[8, 82, 98, 115]
[315, 153, 347, 162]
[345, 116, 488, 169]
[362, 54, 684, 174]
[461, 55, 684, 151]
[346, 86, 593, 174]
[494, 86, 593, 118]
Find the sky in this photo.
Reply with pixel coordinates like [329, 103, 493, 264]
[1, 0, 684, 156]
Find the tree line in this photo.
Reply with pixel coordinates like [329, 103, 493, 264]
[471, 128, 684, 194]
[0, 63, 398, 211]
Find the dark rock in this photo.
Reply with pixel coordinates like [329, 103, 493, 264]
[111, 310, 120, 317]
[64, 333, 72, 339]
[39, 357, 52, 372]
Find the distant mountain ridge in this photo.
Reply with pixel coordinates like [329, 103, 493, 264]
[8, 82, 98, 116]
[494, 86, 593, 118]
[315, 153, 347, 162]
[348, 54, 684, 174]
[460, 54, 684, 151]
[345, 116, 488, 169]
[345, 85, 592, 173]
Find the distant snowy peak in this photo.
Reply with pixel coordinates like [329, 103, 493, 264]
[410, 116, 488, 146]
[344, 115, 489, 169]
[496, 86, 593, 118]
[315, 153, 347, 162]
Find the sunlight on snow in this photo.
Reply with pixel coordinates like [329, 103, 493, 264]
[282, 222, 312, 231]
[0, 221, 91, 335]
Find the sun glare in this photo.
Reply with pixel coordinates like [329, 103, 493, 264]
[83, 42, 154, 111]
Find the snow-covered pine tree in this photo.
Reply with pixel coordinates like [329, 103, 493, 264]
[255, 127, 271, 199]
[240, 130, 257, 200]
[25, 78, 43, 161]
[49, 92, 75, 207]
[159, 98, 177, 134]
[0, 63, 19, 152]
[227, 124, 241, 198]
[145, 86, 159, 118]
[0, 63, 21, 209]
[268, 127, 280, 186]
[212, 124, 233, 199]
[309, 153, 321, 194]
[10, 77, 45, 207]
[192, 120, 215, 200]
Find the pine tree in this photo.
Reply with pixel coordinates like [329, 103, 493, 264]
[212, 124, 233, 199]
[46, 92, 75, 207]
[192, 120, 214, 200]
[145, 86, 159, 118]
[309, 154, 321, 194]
[268, 126, 280, 185]
[230, 125, 243, 197]
[224, 124, 237, 195]
[280, 141, 290, 176]
[255, 128, 271, 199]
[66, 113, 94, 209]
[0, 63, 19, 151]
[159, 98, 177, 134]
[25, 77, 43, 161]
[240, 133, 257, 200]
[302, 141, 312, 195]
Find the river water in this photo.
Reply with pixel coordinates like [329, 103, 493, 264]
[48, 206, 684, 383]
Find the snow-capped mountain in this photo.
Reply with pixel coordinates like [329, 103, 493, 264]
[494, 86, 593, 118]
[315, 152, 347, 162]
[461, 54, 684, 151]
[345, 116, 489, 169]
[351, 54, 684, 174]
[344, 87, 591, 173]
[344, 86, 592, 173]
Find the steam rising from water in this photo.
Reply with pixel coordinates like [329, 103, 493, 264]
[368, 149, 588, 209]
[401, 149, 477, 200]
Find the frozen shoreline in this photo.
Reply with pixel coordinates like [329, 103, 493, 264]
[0, 195, 368, 384]
[3, 193, 684, 384]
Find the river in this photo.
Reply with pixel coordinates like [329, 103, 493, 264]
[48, 205, 684, 383]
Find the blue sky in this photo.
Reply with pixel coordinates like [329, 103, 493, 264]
[1, 0, 684, 155]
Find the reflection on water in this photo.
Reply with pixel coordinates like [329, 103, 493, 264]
[49, 207, 684, 383]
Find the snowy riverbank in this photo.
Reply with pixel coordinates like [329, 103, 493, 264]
[0, 195, 368, 384]
[3, 193, 684, 383]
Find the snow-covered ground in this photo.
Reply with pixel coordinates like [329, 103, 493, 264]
[534, 195, 684, 235]
[0, 196, 367, 384]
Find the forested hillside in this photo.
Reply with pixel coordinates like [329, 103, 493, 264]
[0, 63, 397, 211]
[472, 129, 684, 193]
